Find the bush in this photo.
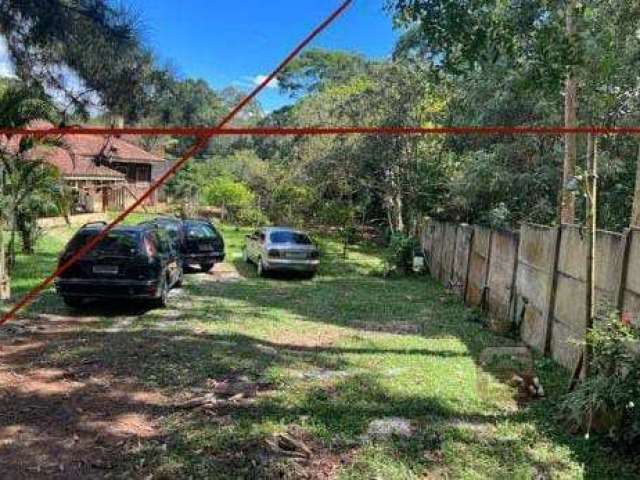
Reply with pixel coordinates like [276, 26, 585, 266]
[560, 312, 640, 446]
[383, 232, 419, 274]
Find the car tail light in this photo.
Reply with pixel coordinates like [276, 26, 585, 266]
[144, 237, 156, 257]
[308, 251, 319, 259]
[268, 249, 281, 258]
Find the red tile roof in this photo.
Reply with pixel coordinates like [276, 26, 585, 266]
[26, 145, 125, 180]
[0, 120, 164, 180]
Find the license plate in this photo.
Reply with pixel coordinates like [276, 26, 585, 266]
[286, 252, 306, 260]
[199, 244, 213, 252]
[93, 265, 118, 275]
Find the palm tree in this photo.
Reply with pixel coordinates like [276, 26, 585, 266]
[0, 79, 66, 276]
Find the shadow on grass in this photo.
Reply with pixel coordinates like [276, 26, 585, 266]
[4, 245, 639, 478]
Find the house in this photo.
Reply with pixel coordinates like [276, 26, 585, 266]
[2, 120, 166, 213]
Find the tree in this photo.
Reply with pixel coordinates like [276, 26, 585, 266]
[386, 0, 640, 227]
[0, 80, 66, 268]
[0, 0, 163, 121]
[631, 146, 640, 227]
[203, 177, 255, 223]
[277, 49, 368, 96]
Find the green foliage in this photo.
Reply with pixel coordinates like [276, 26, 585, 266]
[277, 48, 368, 96]
[383, 232, 419, 274]
[0, 81, 68, 265]
[0, 0, 162, 120]
[560, 313, 640, 445]
[203, 176, 256, 223]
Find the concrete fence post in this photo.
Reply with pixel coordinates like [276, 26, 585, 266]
[507, 231, 521, 324]
[480, 229, 494, 310]
[543, 225, 563, 355]
[615, 228, 633, 312]
[462, 226, 475, 301]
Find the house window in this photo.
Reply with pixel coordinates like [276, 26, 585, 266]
[136, 165, 150, 182]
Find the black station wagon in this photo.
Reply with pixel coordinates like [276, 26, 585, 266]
[139, 217, 225, 272]
[55, 222, 183, 308]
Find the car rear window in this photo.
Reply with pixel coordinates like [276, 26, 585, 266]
[185, 223, 218, 239]
[269, 231, 312, 245]
[66, 231, 141, 256]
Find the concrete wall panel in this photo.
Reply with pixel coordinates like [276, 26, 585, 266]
[452, 225, 473, 297]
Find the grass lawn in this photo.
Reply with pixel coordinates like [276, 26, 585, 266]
[1, 217, 638, 479]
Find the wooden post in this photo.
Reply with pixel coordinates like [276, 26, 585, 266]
[543, 225, 562, 355]
[584, 134, 598, 377]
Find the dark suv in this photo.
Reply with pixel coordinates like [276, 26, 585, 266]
[139, 217, 225, 272]
[55, 222, 183, 308]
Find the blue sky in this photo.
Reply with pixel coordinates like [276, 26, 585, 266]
[129, 1, 398, 112]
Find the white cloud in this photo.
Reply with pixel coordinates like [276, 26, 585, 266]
[0, 36, 16, 78]
[252, 74, 279, 89]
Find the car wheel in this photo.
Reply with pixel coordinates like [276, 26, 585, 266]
[200, 262, 214, 272]
[153, 278, 168, 308]
[63, 296, 84, 308]
[303, 272, 316, 280]
[257, 258, 267, 277]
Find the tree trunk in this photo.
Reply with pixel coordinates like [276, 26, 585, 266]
[0, 163, 8, 300]
[630, 144, 640, 226]
[560, 0, 578, 225]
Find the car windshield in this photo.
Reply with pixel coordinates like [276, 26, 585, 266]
[269, 231, 312, 245]
[67, 231, 140, 257]
[185, 223, 218, 239]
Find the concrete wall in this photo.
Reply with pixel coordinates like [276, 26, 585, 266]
[465, 226, 492, 308]
[420, 220, 638, 370]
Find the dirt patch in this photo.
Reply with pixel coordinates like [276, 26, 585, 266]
[253, 425, 351, 480]
[196, 262, 243, 284]
[268, 328, 342, 350]
[174, 374, 274, 411]
[477, 346, 545, 405]
[0, 316, 170, 479]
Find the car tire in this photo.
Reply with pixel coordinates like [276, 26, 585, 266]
[303, 272, 316, 280]
[63, 296, 84, 308]
[200, 262, 214, 272]
[153, 278, 168, 308]
[257, 258, 267, 277]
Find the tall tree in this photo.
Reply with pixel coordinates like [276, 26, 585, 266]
[277, 49, 368, 96]
[0, 0, 162, 120]
[631, 145, 640, 227]
[385, 0, 600, 224]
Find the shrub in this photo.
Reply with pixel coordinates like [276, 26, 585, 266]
[560, 312, 640, 446]
[383, 232, 419, 274]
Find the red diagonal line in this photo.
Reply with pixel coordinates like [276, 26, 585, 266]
[0, 0, 353, 325]
[4, 125, 640, 137]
